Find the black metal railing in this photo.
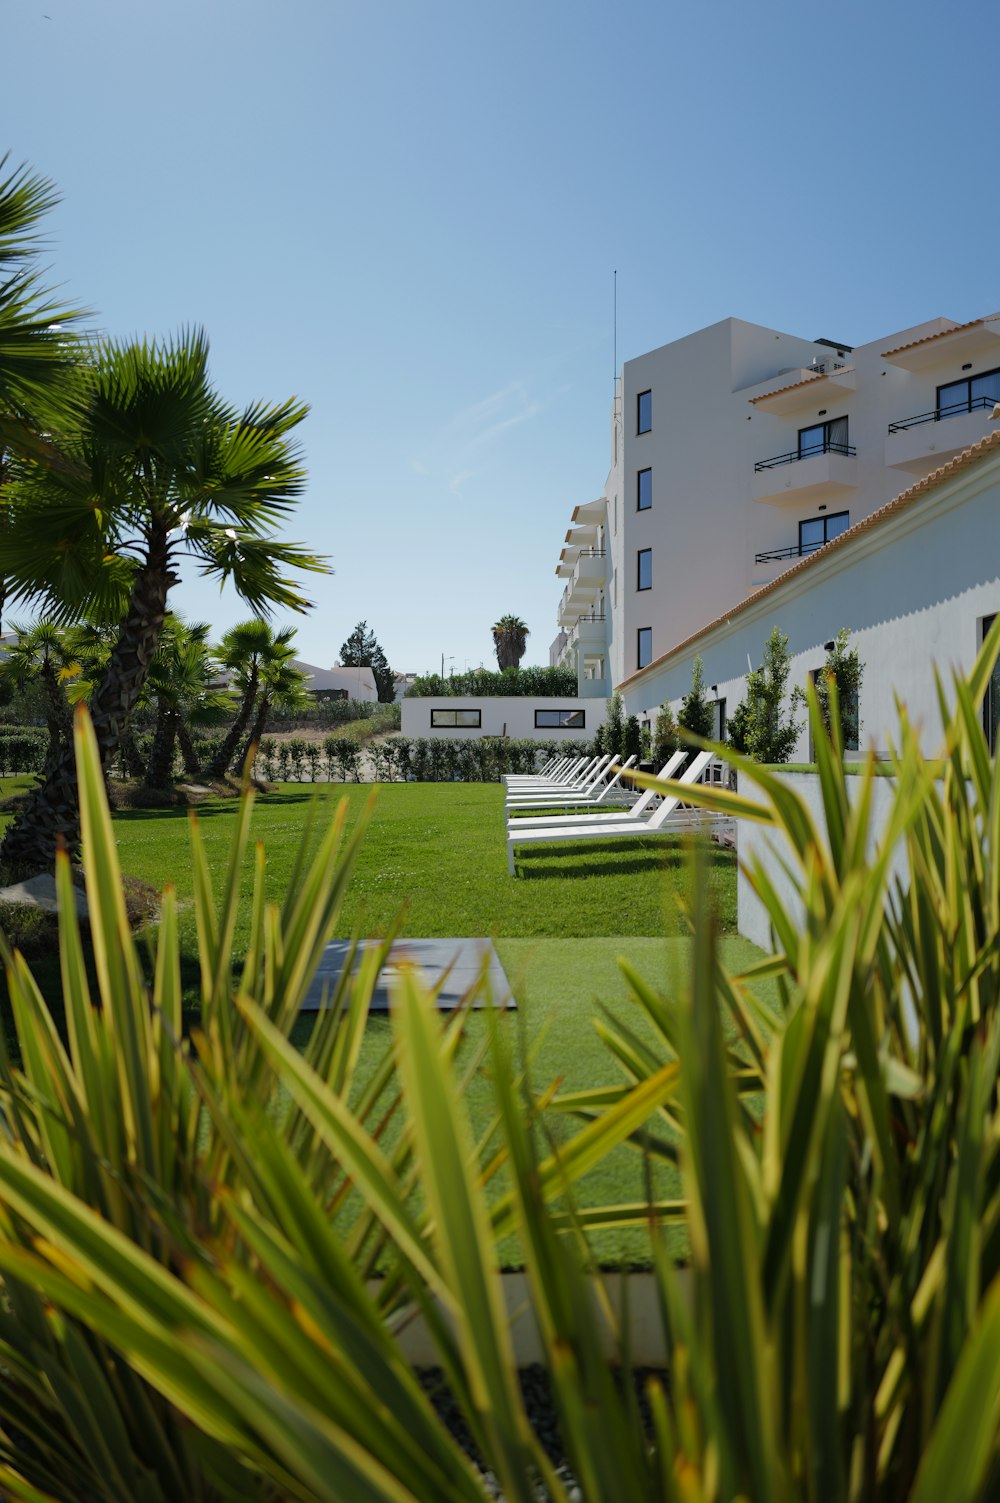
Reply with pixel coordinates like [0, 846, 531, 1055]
[574, 610, 606, 623]
[754, 541, 828, 564]
[577, 547, 606, 559]
[755, 440, 856, 472]
[887, 395, 998, 434]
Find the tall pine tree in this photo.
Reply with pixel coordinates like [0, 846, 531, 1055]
[339, 621, 395, 702]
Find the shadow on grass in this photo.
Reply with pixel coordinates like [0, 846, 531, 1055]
[516, 840, 734, 880]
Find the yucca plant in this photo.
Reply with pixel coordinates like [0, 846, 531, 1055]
[0, 709, 675, 1501]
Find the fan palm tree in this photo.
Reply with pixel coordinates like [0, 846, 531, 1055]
[143, 617, 230, 788]
[491, 613, 529, 671]
[203, 618, 295, 779]
[0, 156, 87, 634]
[0, 619, 80, 778]
[238, 644, 310, 773]
[0, 330, 326, 871]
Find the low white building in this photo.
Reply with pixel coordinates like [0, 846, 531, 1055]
[616, 428, 1000, 760]
[293, 660, 378, 702]
[402, 696, 604, 742]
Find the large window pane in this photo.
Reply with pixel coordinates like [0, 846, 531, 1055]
[972, 369, 1000, 407]
[985, 615, 999, 752]
[637, 627, 652, 669]
[826, 510, 850, 539]
[637, 468, 652, 510]
[638, 548, 652, 590]
[798, 423, 825, 457]
[637, 390, 652, 434]
[937, 379, 967, 416]
[799, 517, 826, 549]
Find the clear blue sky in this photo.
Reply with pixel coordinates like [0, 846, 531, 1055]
[5, 0, 997, 676]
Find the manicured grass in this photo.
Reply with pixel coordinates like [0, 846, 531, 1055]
[0, 777, 752, 1265]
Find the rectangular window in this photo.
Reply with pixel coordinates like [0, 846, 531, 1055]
[637, 627, 652, 669]
[984, 614, 999, 752]
[798, 510, 850, 553]
[637, 468, 652, 510]
[713, 697, 727, 743]
[534, 709, 585, 729]
[637, 389, 652, 434]
[637, 548, 652, 590]
[937, 366, 1000, 420]
[430, 708, 481, 728]
[798, 415, 849, 458]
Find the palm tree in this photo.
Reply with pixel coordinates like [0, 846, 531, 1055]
[143, 617, 230, 788]
[0, 156, 87, 635]
[0, 331, 326, 871]
[0, 620, 79, 779]
[491, 613, 529, 671]
[203, 618, 295, 779]
[238, 644, 310, 773]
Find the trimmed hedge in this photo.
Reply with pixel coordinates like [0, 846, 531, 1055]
[405, 666, 578, 698]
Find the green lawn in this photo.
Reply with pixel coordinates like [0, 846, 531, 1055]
[0, 778, 759, 1265]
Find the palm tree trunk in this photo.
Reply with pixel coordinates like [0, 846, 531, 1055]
[204, 667, 258, 778]
[0, 527, 175, 872]
[39, 657, 73, 781]
[120, 722, 145, 781]
[177, 721, 200, 776]
[145, 700, 178, 788]
[238, 692, 272, 776]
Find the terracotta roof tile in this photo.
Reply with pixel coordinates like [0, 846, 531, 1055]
[748, 368, 839, 404]
[619, 426, 1000, 691]
[881, 313, 1000, 359]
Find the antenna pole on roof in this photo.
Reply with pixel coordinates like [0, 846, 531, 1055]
[613, 269, 617, 385]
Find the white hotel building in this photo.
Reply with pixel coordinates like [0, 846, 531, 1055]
[550, 312, 1000, 755]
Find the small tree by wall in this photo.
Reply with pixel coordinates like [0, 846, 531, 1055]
[814, 628, 864, 752]
[623, 714, 642, 763]
[653, 701, 679, 765]
[738, 625, 805, 763]
[603, 691, 625, 759]
[679, 656, 714, 742]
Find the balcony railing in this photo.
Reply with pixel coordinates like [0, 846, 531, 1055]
[887, 395, 998, 434]
[574, 610, 605, 623]
[577, 547, 606, 559]
[754, 440, 856, 472]
[754, 540, 830, 565]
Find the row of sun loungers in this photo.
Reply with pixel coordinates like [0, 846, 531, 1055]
[504, 749, 720, 875]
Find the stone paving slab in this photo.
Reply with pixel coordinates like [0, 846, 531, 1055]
[0, 873, 89, 918]
[303, 937, 515, 1013]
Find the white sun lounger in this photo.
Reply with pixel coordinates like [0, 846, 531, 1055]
[505, 756, 638, 810]
[505, 754, 612, 795]
[507, 750, 715, 875]
[504, 754, 593, 788]
[508, 750, 686, 826]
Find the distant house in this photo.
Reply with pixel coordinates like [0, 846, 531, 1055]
[296, 661, 378, 703]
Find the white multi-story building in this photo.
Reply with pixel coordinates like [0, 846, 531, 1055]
[552, 311, 1000, 699]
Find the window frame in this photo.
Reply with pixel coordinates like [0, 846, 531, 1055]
[983, 614, 999, 752]
[430, 708, 481, 729]
[637, 389, 652, 435]
[637, 467, 652, 511]
[637, 547, 652, 591]
[937, 365, 1000, 419]
[798, 510, 850, 553]
[797, 415, 849, 458]
[534, 708, 586, 729]
[637, 627, 652, 670]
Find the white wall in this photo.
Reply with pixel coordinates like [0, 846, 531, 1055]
[401, 696, 605, 741]
[618, 449, 1000, 761]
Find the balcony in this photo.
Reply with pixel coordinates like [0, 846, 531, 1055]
[567, 610, 607, 650]
[748, 363, 856, 414]
[884, 397, 999, 474]
[572, 546, 607, 588]
[752, 441, 858, 505]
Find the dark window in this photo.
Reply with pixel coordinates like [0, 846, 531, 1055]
[430, 708, 481, 728]
[798, 415, 849, 458]
[937, 367, 1000, 420]
[637, 548, 652, 591]
[798, 510, 850, 553]
[637, 390, 652, 434]
[637, 468, 652, 510]
[637, 627, 652, 669]
[714, 697, 727, 743]
[984, 615, 1000, 752]
[534, 709, 585, 729]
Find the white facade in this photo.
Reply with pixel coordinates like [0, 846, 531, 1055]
[294, 660, 378, 701]
[553, 312, 1000, 696]
[615, 430, 1000, 761]
[402, 696, 605, 742]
